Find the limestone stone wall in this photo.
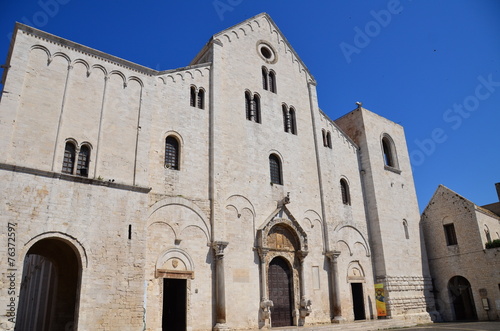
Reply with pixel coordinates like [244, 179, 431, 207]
[0, 169, 149, 330]
[422, 185, 500, 321]
[0, 13, 437, 330]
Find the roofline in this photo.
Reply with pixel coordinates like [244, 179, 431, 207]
[210, 12, 316, 85]
[319, 108, 359, 150]
[13, 23, 158, 76]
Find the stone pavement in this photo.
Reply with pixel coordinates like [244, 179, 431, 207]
[267, 320, 500, 331]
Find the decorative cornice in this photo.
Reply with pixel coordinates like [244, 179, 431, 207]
[0, 162, 151, 193]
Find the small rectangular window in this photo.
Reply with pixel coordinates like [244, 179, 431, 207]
[444, 223, 458, 246]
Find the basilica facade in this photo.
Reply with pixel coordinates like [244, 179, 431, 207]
[0, 13, 436, 330]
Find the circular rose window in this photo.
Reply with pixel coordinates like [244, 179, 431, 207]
[257, 42, 277, 63]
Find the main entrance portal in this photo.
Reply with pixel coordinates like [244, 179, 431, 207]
[268, 257, 293, 327]
[162, 278, 187, 331]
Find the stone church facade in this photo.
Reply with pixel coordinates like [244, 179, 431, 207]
[0, 13, 435, 330]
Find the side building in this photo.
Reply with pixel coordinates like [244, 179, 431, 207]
[421, 184, 500, 321]
[0, 13, 435, 330]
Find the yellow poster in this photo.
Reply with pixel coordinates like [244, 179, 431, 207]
[375, 283, 387, 317]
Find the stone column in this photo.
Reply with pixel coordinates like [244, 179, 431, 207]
[257, 247, 272, 326]
[212, 241, 229, 331]
[326, 250, 344, 322]
[298, 250, 312, 323]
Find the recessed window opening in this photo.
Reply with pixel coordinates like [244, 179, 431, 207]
[262, 66, 277, 93]
[261, 46, 272, 59]
[403, 220, 409, 239]
[165, 136, 180, 170]
[340, 178, 351, 205]
[381, 135, 398, 169]
[62, 141, 76, 174]
[245, 91, 261, 123]
[76, 144, 90, 177]
[444, 223, 458, 246]
[282, 105, 297, 135]
[190, 86, 205, 109]
[269, 154, 283, 185]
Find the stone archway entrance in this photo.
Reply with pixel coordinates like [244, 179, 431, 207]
[268, 257, 293, 327]
[16, 238, 80, 331]
[448, 276, 477, 320]
[256, 207, 311, 328]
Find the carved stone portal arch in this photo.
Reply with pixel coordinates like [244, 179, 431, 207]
[155, 248, 194, 279]
[256, 205, 311, 328]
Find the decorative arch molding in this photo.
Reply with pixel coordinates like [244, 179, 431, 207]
[346, 260, 366, 283]
[257, 205, 308, 253]
[225, 194, 256, 219]
[22, 231, 88, 268]
[333, 225, 370, 257]
[155, 247, 195, 279]
[30, 44, 51, 61]
[147, 196, 211, 244]
[109, 70, 127, 87]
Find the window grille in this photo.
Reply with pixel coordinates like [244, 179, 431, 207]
[165, 136, 179, 170]
[62, 142, 76, 174]
[269, 154, 282, 185]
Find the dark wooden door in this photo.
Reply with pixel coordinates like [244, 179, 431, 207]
[268, 257, 293, 327]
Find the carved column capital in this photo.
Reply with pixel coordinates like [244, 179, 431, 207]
[212, 241, 228, 259]
[325, 250, 341, 262]
[297, 250, 309, 262]
[257, 247, 269, 261]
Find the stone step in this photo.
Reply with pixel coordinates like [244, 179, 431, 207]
[259, 319, 417, 331]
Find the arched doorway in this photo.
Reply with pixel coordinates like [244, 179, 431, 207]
[448, 276, 477, 320]
[268, 257, 293, 327]
[16, 238, 81, 331]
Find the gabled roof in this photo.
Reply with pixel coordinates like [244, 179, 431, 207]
[191, 13, 316, 85]
[422, 184, 500, 220]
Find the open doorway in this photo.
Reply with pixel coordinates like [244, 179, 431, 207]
[16, 238, 80, 331]
[448, 276, 477, 320]
[351, 283, 366, 320]
[162, 278, 187, 331]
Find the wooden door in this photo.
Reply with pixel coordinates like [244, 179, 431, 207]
[268, 257, 293, 327]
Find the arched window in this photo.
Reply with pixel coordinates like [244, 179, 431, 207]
[76, 144, 90, 177]
[190, 86, 196, 107]
[485, 225, 492, 242]
[403, 220, 409, 239]
[254, 94, 261, 123]
[340, 178, 350, 205]
[382, 135, 397, 168]
[262, 67, 268, 90]
[165, 136, 180, 170]
[289, 108, 296, 135]
[269, 70, 276, 93]
[326, 131, 332, 148]
[269, 154, 282, 185]
[62, 141, 76, 174]
[197, 89, 205, 109]
[245, 92, 252, 120]
[322, 129, 327, 147]
[282, 105, 289, 133]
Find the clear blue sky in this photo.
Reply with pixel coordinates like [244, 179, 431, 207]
[1, 0, 499, 211]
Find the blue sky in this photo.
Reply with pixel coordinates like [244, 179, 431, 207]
[1, 0, 499, 210]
